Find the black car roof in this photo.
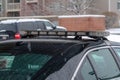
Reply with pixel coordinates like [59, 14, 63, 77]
[0, 38, 109, 48]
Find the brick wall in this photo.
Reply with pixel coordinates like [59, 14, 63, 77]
[59, 15, 106, 31]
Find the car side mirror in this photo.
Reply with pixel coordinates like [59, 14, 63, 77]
[52, 26, 56, 29]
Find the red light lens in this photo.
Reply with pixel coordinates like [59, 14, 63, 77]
[15, 33, 21, 39]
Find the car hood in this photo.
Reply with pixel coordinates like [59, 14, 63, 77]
[56, 26, 67, 31]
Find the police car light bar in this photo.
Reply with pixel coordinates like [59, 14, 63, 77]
[26, 31, 110, 37]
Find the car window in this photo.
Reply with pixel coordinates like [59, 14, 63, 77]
[113, 48, 120, 57]
[75, 48, 120, 80]
[44, 22, 54, 30]
[17, 21, 38, 31]
[0, 23, 17, 32]
[88, 48, 120, 79]
[0, 55, 15, 69]
[36, 21, 45, 30]
[75, 58, 97, 80]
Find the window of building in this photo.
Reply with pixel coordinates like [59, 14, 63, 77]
[7, 12, 20, 17]
[7, 0, 20, 3]
[117, 1, 120, 10]
[26, 0, 38, 3]
[0, 4, 1, 12]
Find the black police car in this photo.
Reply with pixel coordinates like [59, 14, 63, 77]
[0, 31, 120, 80]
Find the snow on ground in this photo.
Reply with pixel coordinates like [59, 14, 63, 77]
[106, 28, 120, 42]
[106, 34, 120, 42]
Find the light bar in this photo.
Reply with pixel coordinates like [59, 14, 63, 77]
[26, 31, 109, 37]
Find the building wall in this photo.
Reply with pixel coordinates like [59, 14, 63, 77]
[109, 0, 120, 26]
[95, 0, 119, 26]
[110, 0, 120, 18]
[0, 0, 6, 17]
[20, 0, 43, 16]
[95, 0, 120, 16]
[1, 0, 120, 18]
[0, 0, 2, 16]
[94, 0, 108, 14]
[20, 0, 70, 16]
[45, 0, 71, 15]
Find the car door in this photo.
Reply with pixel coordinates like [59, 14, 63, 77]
[73, 47, 120, 80]
[36, 21, 46, 30]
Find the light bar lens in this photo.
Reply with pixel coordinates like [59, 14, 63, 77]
[89, 31, 109, 37]
[26, 31, 109, 37]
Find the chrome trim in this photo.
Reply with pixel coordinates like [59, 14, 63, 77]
[111, 46, 120, 48]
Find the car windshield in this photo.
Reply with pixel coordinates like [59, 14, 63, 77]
[0, 23, 17, 32]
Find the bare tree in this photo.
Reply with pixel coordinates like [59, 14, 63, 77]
[59, 0, 96, 15]
[103, 12, 118, 29]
